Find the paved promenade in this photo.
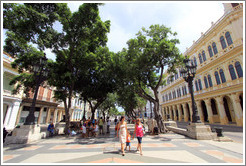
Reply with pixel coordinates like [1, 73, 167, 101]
[2, 124, 244, 164]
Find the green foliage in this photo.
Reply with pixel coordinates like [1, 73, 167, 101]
[108, 107, 120, 116]
[98, 93, 117, 112]
[3, 3, 62, 96]
[4, 3, 67, 51]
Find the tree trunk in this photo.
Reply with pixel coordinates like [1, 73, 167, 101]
[64, 100, 70, 135]
[83, 99, 86, 120]
[102, 110, 105, 120]
[153, 101, 167, 133]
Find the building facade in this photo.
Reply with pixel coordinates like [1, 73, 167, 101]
[3, 51, 91, 131]
[3, 52, 23, 131]
[159, 3, 243, 126]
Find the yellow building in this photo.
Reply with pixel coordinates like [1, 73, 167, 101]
[159, 3, 243, 126]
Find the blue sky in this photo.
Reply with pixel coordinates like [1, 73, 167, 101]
[3, 2, 225, 61]
[67, 2, 224, 55]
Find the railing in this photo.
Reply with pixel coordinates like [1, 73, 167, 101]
[3, 89, 22, 98]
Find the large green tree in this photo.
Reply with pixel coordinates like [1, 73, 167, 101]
[125, 24, 183, 133]
[4, 3, 111, 134]
[48, 4, 111, 133]
[76, 47, 117, 120]
[112, 50, 147, 119]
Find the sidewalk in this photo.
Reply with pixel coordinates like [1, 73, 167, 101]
[2, 124, 244, 164]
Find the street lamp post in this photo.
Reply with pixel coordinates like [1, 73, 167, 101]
[24, 53, 48, 125]
[180, 56, 201, 123]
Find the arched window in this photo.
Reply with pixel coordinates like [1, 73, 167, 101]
[199, 53, 203, 64]
[198, 79, 203, 90]
[235, 61, 243, 78]
[220, 36, 227, 49]
[215, 71, 221, 85]
[229, 64, 237, 80]
[212, 42, 218, 55]
[202, 51, 206, 61]
[225, 31, 233, 46]
[195, 80, 199, 91]
[219, 69, 226, 83]
[208, 75, 213, 87]
[193, 57, 197, 66]
[208, 46, 213, 57]
[204, 76, 209, 88]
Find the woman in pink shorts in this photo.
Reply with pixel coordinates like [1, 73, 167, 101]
[133, 118, 144, 155]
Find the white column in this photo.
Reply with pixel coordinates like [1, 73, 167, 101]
[6, 100, 21, 130]
[169, 106, 173, 120]
[215, 96, 228, 125]
[177, 104, 182, 121]
[57, 110, 62, 122]
[182, 103, 189, 122]
[37, 107, 44, 124]
[45, 108, 51, 124]
[230, 94, 243, 126]
[173, 105, 177, 121]
[4, 103, 13, 128]
[53, 109, 58, 123]
[204, 99, 214, 123]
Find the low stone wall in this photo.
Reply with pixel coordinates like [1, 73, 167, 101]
[163, 121, 178, 128]
[166, 123, 217, 140]
[166, 126, 187, 136]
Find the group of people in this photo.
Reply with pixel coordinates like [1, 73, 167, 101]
[116, 116, 144, 156]
[81, 117, 111, 138]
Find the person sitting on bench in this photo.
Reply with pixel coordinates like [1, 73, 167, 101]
[47, 122, 55, 137]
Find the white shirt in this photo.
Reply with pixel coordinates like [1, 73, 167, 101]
[107, 120, 111, 126]
[94, 125, 99, 132]
[82, 126, 86, 134]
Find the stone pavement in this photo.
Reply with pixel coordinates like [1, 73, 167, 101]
[2, 124, 244, 164]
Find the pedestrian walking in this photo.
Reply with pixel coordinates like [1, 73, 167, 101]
[92, 118, 95, 126]
[117, 116, 128, 156]
[99, 117, 104, 135]
[114, 117, 118, 125]
[107, 117, 111, 133]
[125, 131, 131, 151]
[81, 123, 87, 138]
[93, 122, 99, 137]
[133, 118, 144, 156]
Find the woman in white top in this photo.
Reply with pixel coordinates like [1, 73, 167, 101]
[117, 116, 128, 156]
[82, 124, 87, 138]
[94, 122, 99, 137]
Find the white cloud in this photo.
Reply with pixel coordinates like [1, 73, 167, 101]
[99, 2, 224, 53]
